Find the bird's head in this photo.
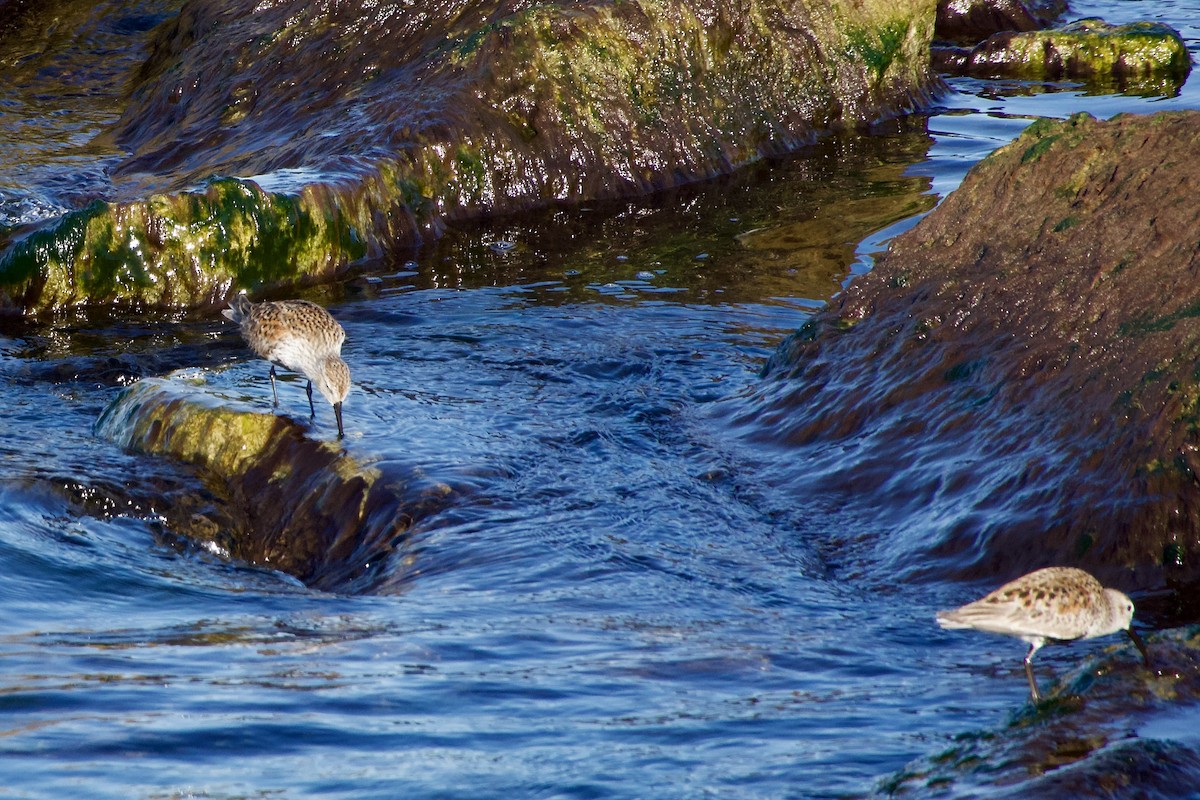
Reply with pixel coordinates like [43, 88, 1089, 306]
[317, 356, 351, 407]
[1104, 588, 1136, 631]
[1105, 588, 1151, 667]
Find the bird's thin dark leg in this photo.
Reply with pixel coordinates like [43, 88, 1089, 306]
[306, 381, 316, 417]
[1024, 644, 1042, 703]
[268, 365, 280, 406]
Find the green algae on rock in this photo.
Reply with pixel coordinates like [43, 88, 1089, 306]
[935, 18, 1192, 91]
[1, 0, 939, 314]
[95, 376, 457, 591]
[0, 179, 369, 314]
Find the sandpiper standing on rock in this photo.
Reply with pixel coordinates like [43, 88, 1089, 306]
[936, 566, 1150, 703]
[223, 295, 351, 438]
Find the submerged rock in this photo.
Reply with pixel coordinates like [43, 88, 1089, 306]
[752, 111, 1200, 590]
[0, 0, 939, 314]
[934, 18, 1192, 91]
[95, 376, 459, 591]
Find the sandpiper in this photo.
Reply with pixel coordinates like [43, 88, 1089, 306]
[936, 566, 1149, 702]
[223, 295, 351, 438]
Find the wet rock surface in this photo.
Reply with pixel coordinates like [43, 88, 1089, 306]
[95, 376, 461, 591]
[880, 627, 1200, 798]
[0, 0, 938, 314]
[753, 111, 1200, 591]
[934, 18, 1192, 91]
[934, 0, 1066, 45]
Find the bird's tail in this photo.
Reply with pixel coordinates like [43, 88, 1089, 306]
[935, 610, 972, 630]
[222, 294, 252, 324]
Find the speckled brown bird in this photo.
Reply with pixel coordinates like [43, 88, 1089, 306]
[936, 566, 1149, 702]
[223, 295, 351, 438]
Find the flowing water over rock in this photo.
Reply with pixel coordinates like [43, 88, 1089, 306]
[4, 1, 1200, 798]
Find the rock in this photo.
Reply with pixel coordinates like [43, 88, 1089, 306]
[752, 111, 1200, 590]
[934, 18, 1192, 91]
[95, 376, 460, 591]
[1, 182, 366, 313]
[879, 627, 1200, 798]
[934, 0, 1066, 45]
[0, 0, 939, 315]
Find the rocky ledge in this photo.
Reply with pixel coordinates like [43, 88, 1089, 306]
[881, 626, 1200, 798]
[751, 111, 1200, 591]
[95, 376, 460, 591]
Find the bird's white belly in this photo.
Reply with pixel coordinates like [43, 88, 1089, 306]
[266, 335, 322, 376]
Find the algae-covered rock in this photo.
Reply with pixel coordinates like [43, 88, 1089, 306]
[750, 111, 1200, 590]
[2, 181, 366, 312]
[935, 18, 1192, 90]
[95, 376, 457, 591]
[0, 0, 939, 314]
[879, 628, 1200, 798]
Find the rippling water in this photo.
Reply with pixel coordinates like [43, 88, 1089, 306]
[3, 1, 1200, 797]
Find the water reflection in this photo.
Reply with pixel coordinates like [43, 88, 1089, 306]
[0, 0, 177, 231]
[383, 120, 936, 308]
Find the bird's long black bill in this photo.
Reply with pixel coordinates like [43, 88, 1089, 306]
[1127, 626, 1151, 668]
[334, 401, 344, 439]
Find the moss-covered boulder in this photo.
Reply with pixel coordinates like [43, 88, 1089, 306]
[749, 111, 1200, 590]
[2, 181, 367, 312]
[95, 376, 458, 591]
[934, 18, 1192, 91]
[0, 0, 939, 315]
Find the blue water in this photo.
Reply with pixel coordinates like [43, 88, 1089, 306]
[3, 2, 1200, 797]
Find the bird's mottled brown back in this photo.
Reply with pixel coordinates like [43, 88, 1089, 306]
[984, 567, 1103, 620]
[241, 300, 345, 365]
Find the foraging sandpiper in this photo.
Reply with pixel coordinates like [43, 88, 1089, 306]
[223, 295, 351, 438]
[937, 566, 1149, 702]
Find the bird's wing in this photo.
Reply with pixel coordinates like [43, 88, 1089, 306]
[937, 600, 1084, 640]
